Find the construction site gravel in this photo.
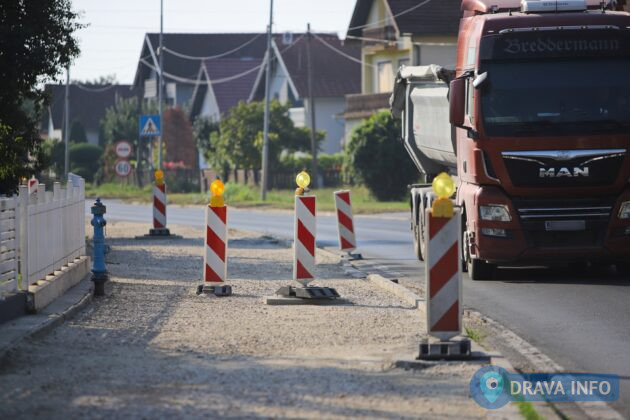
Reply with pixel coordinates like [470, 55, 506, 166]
[0, 221, 510, 419]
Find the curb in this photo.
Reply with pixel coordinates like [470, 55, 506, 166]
[0, 274, 94, 360]
[366, 274, 422, 309]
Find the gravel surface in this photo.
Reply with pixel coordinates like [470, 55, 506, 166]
[0, 221, 493, 419]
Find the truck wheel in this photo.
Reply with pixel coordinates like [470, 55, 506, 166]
[413, 223, 426, 261]
[468, 258, 495, 281]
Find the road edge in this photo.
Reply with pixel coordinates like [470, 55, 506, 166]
[335, 251, 624, 420]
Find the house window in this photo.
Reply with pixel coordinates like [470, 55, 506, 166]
[376, 60, 394, 93]
[398, 58, 410, 70]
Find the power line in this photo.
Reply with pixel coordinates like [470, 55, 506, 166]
[312, 33, 376, 69]
[162, 33, 263, 60]
[347, 0, 434, 32]
[139, 35, 303, 85]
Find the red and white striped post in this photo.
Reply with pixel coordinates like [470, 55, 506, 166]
[425, 208, 462, 340]
[148, 169, 171, 236]
[198, 179, 232, 296]
[334, 190, 360, 258]
[294, 194, 316, 286]
[420, 172, 469, 359]
[153, 182, 167, 230]
[271, 171, 340, 301]
[204, 205, 227, 283]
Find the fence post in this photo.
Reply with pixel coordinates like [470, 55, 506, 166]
[18, 186, 28, 290]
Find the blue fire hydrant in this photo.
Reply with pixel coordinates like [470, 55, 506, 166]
[91, 198, 108, 296]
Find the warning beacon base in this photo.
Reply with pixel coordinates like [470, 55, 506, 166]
[275, 285, 340, 300]
[418, 337, 472, 361]
[196, 284, 233, 297]
[135, 228, 182, 240]
[341, 252, 363, 261]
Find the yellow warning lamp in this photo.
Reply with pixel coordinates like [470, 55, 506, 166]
[295, 170, 311, 196]
[210, 178, 225, 207]
[154, 169, 165, 186]
[431, 172, 455, 218]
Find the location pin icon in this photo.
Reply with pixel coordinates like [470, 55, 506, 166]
[480, 371, 504, 403]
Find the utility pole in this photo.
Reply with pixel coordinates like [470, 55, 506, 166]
[261, 0, 273, 200]
[306, 23, 319, 187]
[157, 0, 164, 170]
[64, 64, 70, 180]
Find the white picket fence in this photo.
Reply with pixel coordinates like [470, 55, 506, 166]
[0, 197, 19, 297]
[0, 175, 86, 298]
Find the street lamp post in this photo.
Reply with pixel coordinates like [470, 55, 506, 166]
[157, 0, 164, 170]
[261, 0, 274, 200]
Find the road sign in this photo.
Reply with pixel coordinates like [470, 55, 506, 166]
[115, 141, 133, 159]
[114, 159, 132, 177]
[139, 115, 161, 137]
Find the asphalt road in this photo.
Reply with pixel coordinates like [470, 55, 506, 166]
[87, 200, 630, 416]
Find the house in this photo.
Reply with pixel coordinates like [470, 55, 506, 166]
[41, 84, 138, 145]
[343, 0, 462, 139]
[249, 33, 361, 154]
[189, 57, 263, 124]
[133, 33, 268, 108]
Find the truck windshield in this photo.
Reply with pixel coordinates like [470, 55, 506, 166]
[481, 58, 630, 137]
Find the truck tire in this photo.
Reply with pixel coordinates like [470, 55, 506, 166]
[468, 258, 495, 281]
[413, 222, 426, 261]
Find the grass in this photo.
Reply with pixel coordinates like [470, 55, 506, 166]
[514, 400, 545, 420]
[86, 182, 410, 214]
[464, 326, 486, 344]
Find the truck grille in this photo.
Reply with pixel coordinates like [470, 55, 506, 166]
[517, 206, 612, 220]
[514, 198, 613, 248]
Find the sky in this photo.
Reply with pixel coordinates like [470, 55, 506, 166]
[70, 0, 357, 84]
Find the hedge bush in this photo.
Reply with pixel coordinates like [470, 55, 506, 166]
[344, 111, 418, 201]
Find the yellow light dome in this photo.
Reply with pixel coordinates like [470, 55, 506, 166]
[432, 172, 455, 199]
[210, 179, 225, 197]
[296, 171, 311, 189]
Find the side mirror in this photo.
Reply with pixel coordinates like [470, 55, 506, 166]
[449, 78, 466, 127]
[473, 72, 488, 89]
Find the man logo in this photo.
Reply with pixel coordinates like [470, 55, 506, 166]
[539, 167, 590, 178]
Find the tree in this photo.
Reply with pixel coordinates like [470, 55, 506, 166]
[100, 96, 156, 148]
[193, 116, 220, 160]
[70, 120, 87, 143]
[344, 111, 418, 201]
[68, 143, 102, 182]
[162, 107, 196, 169]
[0, 1, 81, 194]
[212, 100, 321, 171]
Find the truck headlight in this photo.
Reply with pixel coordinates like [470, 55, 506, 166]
[619, 201, 630, 219]
[480, 205, 511, 222]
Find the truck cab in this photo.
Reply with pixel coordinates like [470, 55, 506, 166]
[392, 0, 630, 279]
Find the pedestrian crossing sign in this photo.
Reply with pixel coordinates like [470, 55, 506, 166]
[139, 115, 161, 137]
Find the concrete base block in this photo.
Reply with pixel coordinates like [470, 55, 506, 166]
[27, 256, 90, 312]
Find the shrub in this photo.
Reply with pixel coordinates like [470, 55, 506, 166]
[344, 111, 418, 201]
[69, 143, 102, 182]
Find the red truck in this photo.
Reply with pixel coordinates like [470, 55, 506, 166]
[391, 0, 630, 279]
